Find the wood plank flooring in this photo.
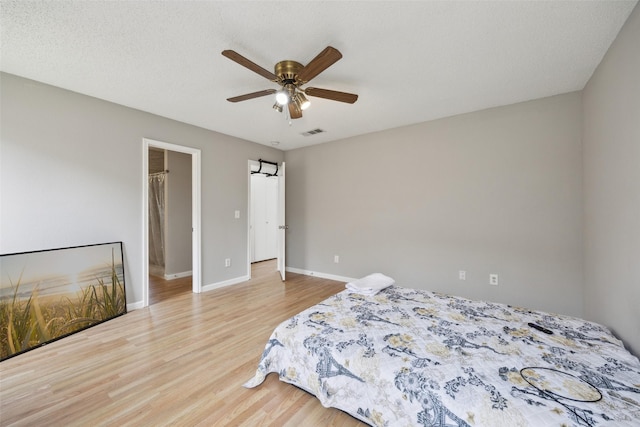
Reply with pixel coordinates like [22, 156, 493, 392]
[149, 273, 192, 305]
[0, 261, 366, 426]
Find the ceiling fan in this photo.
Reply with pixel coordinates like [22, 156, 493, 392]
[221, 46, 358, 119]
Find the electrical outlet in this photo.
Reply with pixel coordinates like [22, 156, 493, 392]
[225, 258, 231, 267]
[489, 274, 498, 285]
[459, 270, 466, 280]
[334, 255, 340, 264]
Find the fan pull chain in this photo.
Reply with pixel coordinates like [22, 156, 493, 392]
[284, 103, 292, 126]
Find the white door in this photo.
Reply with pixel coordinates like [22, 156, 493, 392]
[250, 174, 278, 262]
[277, 162, 286, 281]
[264, 177, 278, 258]
[250, 174, 265, 262]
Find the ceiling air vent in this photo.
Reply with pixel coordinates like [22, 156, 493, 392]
[301, 128, 325, 137]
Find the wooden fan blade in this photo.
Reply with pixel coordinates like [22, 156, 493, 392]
[296, 46, 342, 84]
[222, 50, 278, 81]
[227, 89, 276, 103]
[288, 102, 303, 119]
[305, 87, 358, 104]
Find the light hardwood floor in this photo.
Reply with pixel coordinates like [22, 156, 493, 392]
[0, 261, 366, 426]
[149, 272, 192, 305]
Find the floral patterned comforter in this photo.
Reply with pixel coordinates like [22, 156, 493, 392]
[244, 286, 640, 426]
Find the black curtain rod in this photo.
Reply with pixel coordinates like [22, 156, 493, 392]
[149, 169, 169, 176]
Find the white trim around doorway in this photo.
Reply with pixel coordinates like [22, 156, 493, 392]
[142, 138, 202, 307]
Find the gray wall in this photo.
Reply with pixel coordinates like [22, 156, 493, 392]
[285, 92, 584, 317]
[583, 4, 640, 355]
[2, 3, 638, 355]
[0, 72, 284, 305]
[165, 150, 192, 277]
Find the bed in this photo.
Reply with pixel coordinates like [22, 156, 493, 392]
[244, 285, 640, 426]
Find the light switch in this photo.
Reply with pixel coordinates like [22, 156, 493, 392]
[234, 210, 240, 219]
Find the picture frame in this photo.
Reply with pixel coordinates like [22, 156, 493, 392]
[1, 242, 127, 361]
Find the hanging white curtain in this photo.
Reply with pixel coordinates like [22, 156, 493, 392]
[149, 172, 166, 268]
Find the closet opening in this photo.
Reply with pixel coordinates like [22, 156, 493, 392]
[248, 159, 286, 281]
[142, 138, 202, 307]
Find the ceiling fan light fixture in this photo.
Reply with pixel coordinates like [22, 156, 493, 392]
[289, 100, 302, 117]
[222, 47, 358, 120]
[275, 90, 289, 105]
[294, 92, 311, 110]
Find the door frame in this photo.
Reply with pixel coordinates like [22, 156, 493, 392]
[247, 160, 284, 279]
[142, 138, 202, 306]
[246, 161, 254, 278]
[277, 161, 286, 281]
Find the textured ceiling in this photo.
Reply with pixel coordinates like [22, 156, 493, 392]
[1, 1, 637, 151]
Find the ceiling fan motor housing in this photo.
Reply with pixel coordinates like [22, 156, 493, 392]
[274, 60, 304, 85]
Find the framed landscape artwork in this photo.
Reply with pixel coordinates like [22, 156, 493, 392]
[0, 242, 127, 361]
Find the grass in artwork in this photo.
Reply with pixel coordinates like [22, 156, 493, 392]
[0, 251, 126, 360]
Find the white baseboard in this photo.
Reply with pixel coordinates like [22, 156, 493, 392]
[127, 300, 144, 311]
[286, 267, 355, 284]
[164, 270, 192, 280]
[201, 274, 250, 293]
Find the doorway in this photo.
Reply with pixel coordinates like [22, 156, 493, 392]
[250, 173, 278, 263]
[248, 160, 286, 281]
[142, 138, 201, 307]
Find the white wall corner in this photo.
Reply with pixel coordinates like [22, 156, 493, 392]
[164, 270, 193, 280]
[126, 300, 145, 311]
